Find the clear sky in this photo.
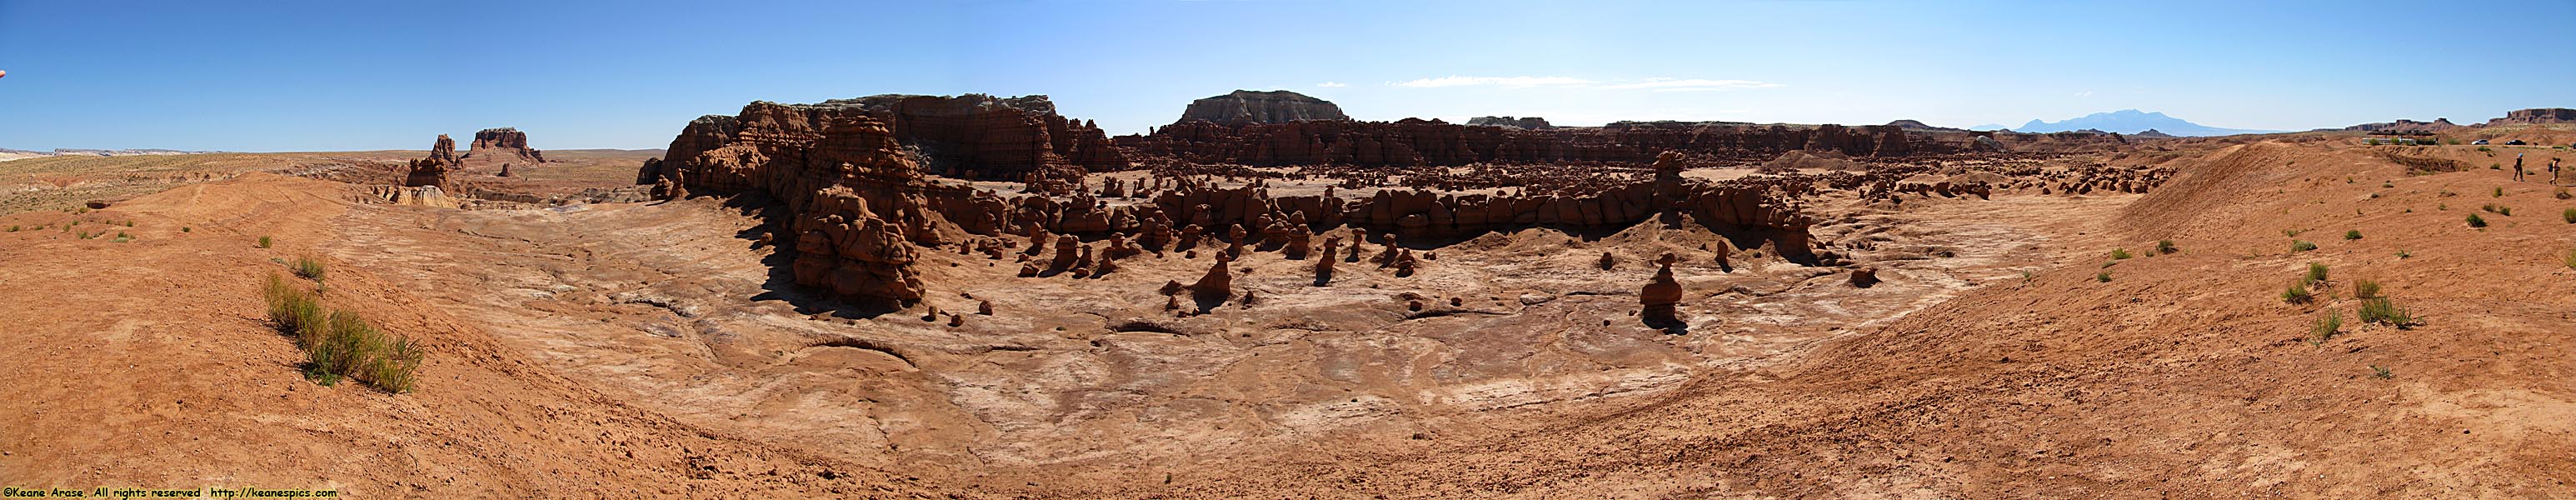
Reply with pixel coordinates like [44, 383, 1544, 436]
[2, 0, 2570, 151]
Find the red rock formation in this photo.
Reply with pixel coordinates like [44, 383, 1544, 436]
[461, 128, 546, 168]
[1176, 90, 1349, 126]
[2487, 108, 2576, 126]
[1640, 258, 1684, 329]
[403, 134, 461, 191]
[1122, 118, 2126, 168]
[649, 101, 952, 302]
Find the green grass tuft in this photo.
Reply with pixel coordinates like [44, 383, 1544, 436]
[2466, 213, 2487, 228]
[2358, 297, 2414, 328]
[2156, 239, 2177, 254]
[2281, 281, 2314, 304]
[2109, 248, 2133, 260]
[2344, 229, 2362, 240]
[290, 256, 326, 282]
[260, 273, 422, 392]
[2563, 208, 2574, 224]
[2304, 262, 2329, 285]
[2354, 279, 2380, 299]
[2290, 240, 2317, 252]
[2095, 271, 2111, 282]
[2309, 311, 2343, 344]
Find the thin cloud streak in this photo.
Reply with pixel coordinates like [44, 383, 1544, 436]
[1392, 76, 1783, 92]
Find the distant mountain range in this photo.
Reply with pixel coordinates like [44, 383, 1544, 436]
[1977, 110, 2278, 137]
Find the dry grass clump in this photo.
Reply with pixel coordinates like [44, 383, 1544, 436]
[260, 272, 421, 392]
[2561, 208, 2574, 223]
[2354, 279, 2381, 299]
[257, 235, 272, 248]
[2290, 240, 2317, 252]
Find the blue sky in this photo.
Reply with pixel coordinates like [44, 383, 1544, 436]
[2, 0, 2570, 151]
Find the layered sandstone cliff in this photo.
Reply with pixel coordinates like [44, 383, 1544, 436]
[1468, 117, 1554, 130]
[1176, 90, 1350, 126]
[2485, 108, 2576, 126]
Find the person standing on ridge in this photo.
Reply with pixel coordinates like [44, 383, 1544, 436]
[2551, 157, 2563, 184]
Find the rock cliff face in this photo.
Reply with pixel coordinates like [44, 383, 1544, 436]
[1176, 90, 1349, 126]
[1122, 119, 1957, 167]
[2487, 108, 2576, 125]
[1467, 117, 1554, 130]
[2343, 118, 2460, 134]
[461, 128, 546, 167]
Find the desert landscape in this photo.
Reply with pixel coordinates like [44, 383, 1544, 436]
[3, 2, 2574, 498]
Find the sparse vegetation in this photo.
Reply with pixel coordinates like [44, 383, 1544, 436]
[2369, 365, 2394, 380]
[2358, 297, 2414, 328]
[2156, 239, 2177, 254]
[2109, 248, 2133, 260]
[2291, 240, 2317, 252]
[290, 256, 326, 282]
[2309, 311, 2343, 344]
[2281, 281, 2314, 304]
[2344, 229, 2361, 240]
[2354, 279, 2380, 299]
[2304, 262, 2329, 284]
[2095, 272, 2110, 282]
[260, 272, 420, 392]
[257, 235, 272, 248]
[2563, 208, 2574, 223]
[182, 227, 192, 232]
[2396, 249, 2412, 259]
[2564, 248, 2575, 271]
[2494, 187, 2504, 198]
[2483, 203, 2511, 216]
[2466, 213, 2488, 228]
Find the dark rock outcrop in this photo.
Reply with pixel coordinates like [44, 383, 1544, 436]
[403, 134, 460, 191]
[462, 128, 545, 167]
[2487, 108, 2576, 126]
[1176, 90, 1349, 126]
[1468, 117, 1554, 130]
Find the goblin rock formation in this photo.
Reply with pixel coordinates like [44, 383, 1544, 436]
[1640, 254, 1684, 330]
[1122, 119, 2124, 168]
[1175, 90, 1350, 126]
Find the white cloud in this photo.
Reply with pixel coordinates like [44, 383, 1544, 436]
[2075, 90, 2094, 98]
[1595, 78, 1785, 91]
[1395, 76, 1598, 88]
[1391, 76, 1783, 92]
[1317, 82, 1347, 88]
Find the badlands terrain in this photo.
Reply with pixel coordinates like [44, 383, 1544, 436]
[2, 93, 2572, 498]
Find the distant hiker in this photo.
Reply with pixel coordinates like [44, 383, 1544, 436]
[2514, 153, 2525, 182]
[2553, 157, 2564, 183]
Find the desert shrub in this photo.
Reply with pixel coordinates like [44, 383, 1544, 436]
[257, 236, 272, 248]
[303, 310, 386, 386]
[2564, 248, 2575, 270]
[2291, 240, 2317, 252]
[366, 335, 423, 393]
[2396, 249, 2412, 258]
[2358, 297, 2414, 328]
[182, 227, 191, 232]
[111, 232, 132, 243]
[2478, 146, 2492, 152]
[2095, 272, 2111, 282]
[2310, 311, 2344, 343]
[2304, 262, 2329, 284]
[2110, 248, 2133, 260]
[2344, 229, 2362, 240]
[2157, 239, 2177, 254]
[2563, 208, 2574, 223]
[2494, 187, 2504, 198]
[2354, 279, 2381, 298]
[262, 273, 327, 348]
[2466, 213, 2487, 228]
[2281, 281, 2314, 304]
[261, 274, 420, 392]
[290, 256, 326, 282]
[2370, 365, 2394, 379]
